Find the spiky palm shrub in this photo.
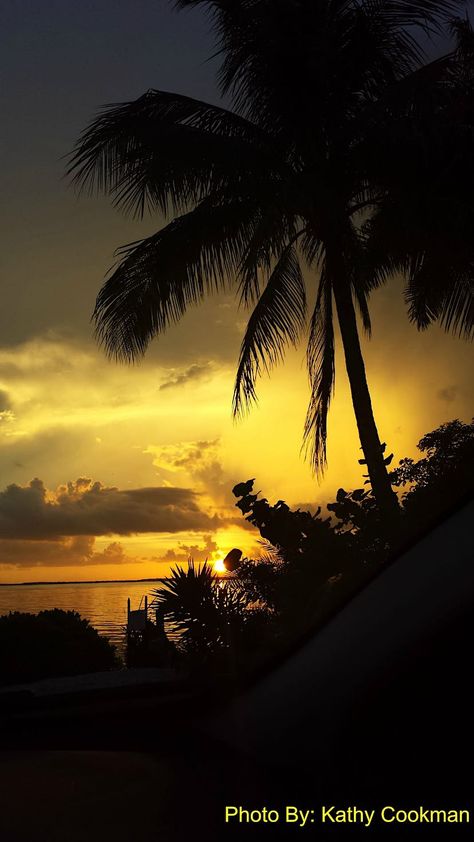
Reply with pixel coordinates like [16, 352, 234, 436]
[151, 560, 249, 658]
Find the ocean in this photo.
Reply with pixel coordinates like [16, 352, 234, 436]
[0, 580, 165, 657]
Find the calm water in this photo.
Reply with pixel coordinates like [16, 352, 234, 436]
[0, 580, 165, 657]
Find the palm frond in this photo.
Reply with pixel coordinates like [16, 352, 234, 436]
[300, 230, 324, 270]
[237, 215, 305, 307]
[303, 267, 335, 476]
[353, 286, 372, 336]
[93, 197, 258, 361]
[451, 13, 474, 54]
[363, 144, 474, 339]
[439, 275, 474, 338]
[404, 252, 443, 329]
[178, 1, 462, 137]
[68, 88, 278, 218]
[449, 14, 474, 90]
[405, 255, 474, 338]
[151, 560, 217, 641]
[364, 1, 467, 32]
[151, 558, 248, 651]
[233, 244, 306, 416]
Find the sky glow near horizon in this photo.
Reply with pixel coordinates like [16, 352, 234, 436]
[0, 1, 472, 583]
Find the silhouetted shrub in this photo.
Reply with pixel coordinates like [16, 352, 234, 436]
[326, 486, 392, 561]
[151, 561, 272, 673]
[391, 418, 474, 529]
[144, 420, 474, 677]
[229, 419, 474, 651]
[231, 480, 378, 643]
[0, 609, 119, 685]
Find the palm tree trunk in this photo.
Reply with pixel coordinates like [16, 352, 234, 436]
[329, 254, 400, 520]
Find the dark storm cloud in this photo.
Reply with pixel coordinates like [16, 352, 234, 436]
[0, 390, 12, 412]
[0, 535, 131, 569]
[437, 385, 459, 403]
[159, 362, 213, 391]
[0, 477, 222, 540]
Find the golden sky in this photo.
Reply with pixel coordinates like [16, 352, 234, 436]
[1, 2, 472, 583]
[0, 281, 471, 583]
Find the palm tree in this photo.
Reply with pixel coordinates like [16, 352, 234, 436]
[363, 14, 474, 339]
[151, 560, 248, 654]
[69, 1, 471, 520]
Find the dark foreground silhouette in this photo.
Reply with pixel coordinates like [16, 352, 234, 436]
[0, 497, 472, 842]
[0, 609, 118, 685]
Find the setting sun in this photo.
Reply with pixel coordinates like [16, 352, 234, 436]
[213, 558, 227, 574]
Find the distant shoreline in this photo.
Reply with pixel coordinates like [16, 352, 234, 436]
[0, 574, 230, 587]
[0, 578, 167, 587]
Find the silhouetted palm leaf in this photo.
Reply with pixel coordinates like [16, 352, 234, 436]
[233, 243, 307, 415]
[69, 89, 280, 218]
[94, 197, 262, 359]
[360, 14, 474, 339]
[303, 268, 335, 475]
[151, 560, 248, 652]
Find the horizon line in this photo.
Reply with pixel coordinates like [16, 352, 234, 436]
[0, 573, 232, 587]
[0, 577, 167, 587]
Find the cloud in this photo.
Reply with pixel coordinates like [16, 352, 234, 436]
[160, 534, 218, 565]
[159, 362, 213, 391]
[0, 390, 12, 413]
[293, 501, 326, 516]
[0, 535, 132, 568]
[0, 477, 223, 540]
[437, 385, 459, 403]
[145, 441, 262, 537]
[146, 438, 232, 503]
[0, 337, 87, 380]
[0, 336, 236, 493]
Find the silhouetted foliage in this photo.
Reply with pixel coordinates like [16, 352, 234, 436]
[145, 418, 473, 676]
[233, 479, 336, 563]
[363, 15, 474, 341]
[234, 551, 283, 608]
[391, 418, 474, 528]
[392, 418, 474, 489]
[0, 609, 119, 686]
[150, 560, 270, 670]
[327, 486, 392, 560]
[231, 479, 372, 642]
[228, 418, 473, 650]
[232, 477, 386, 573]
